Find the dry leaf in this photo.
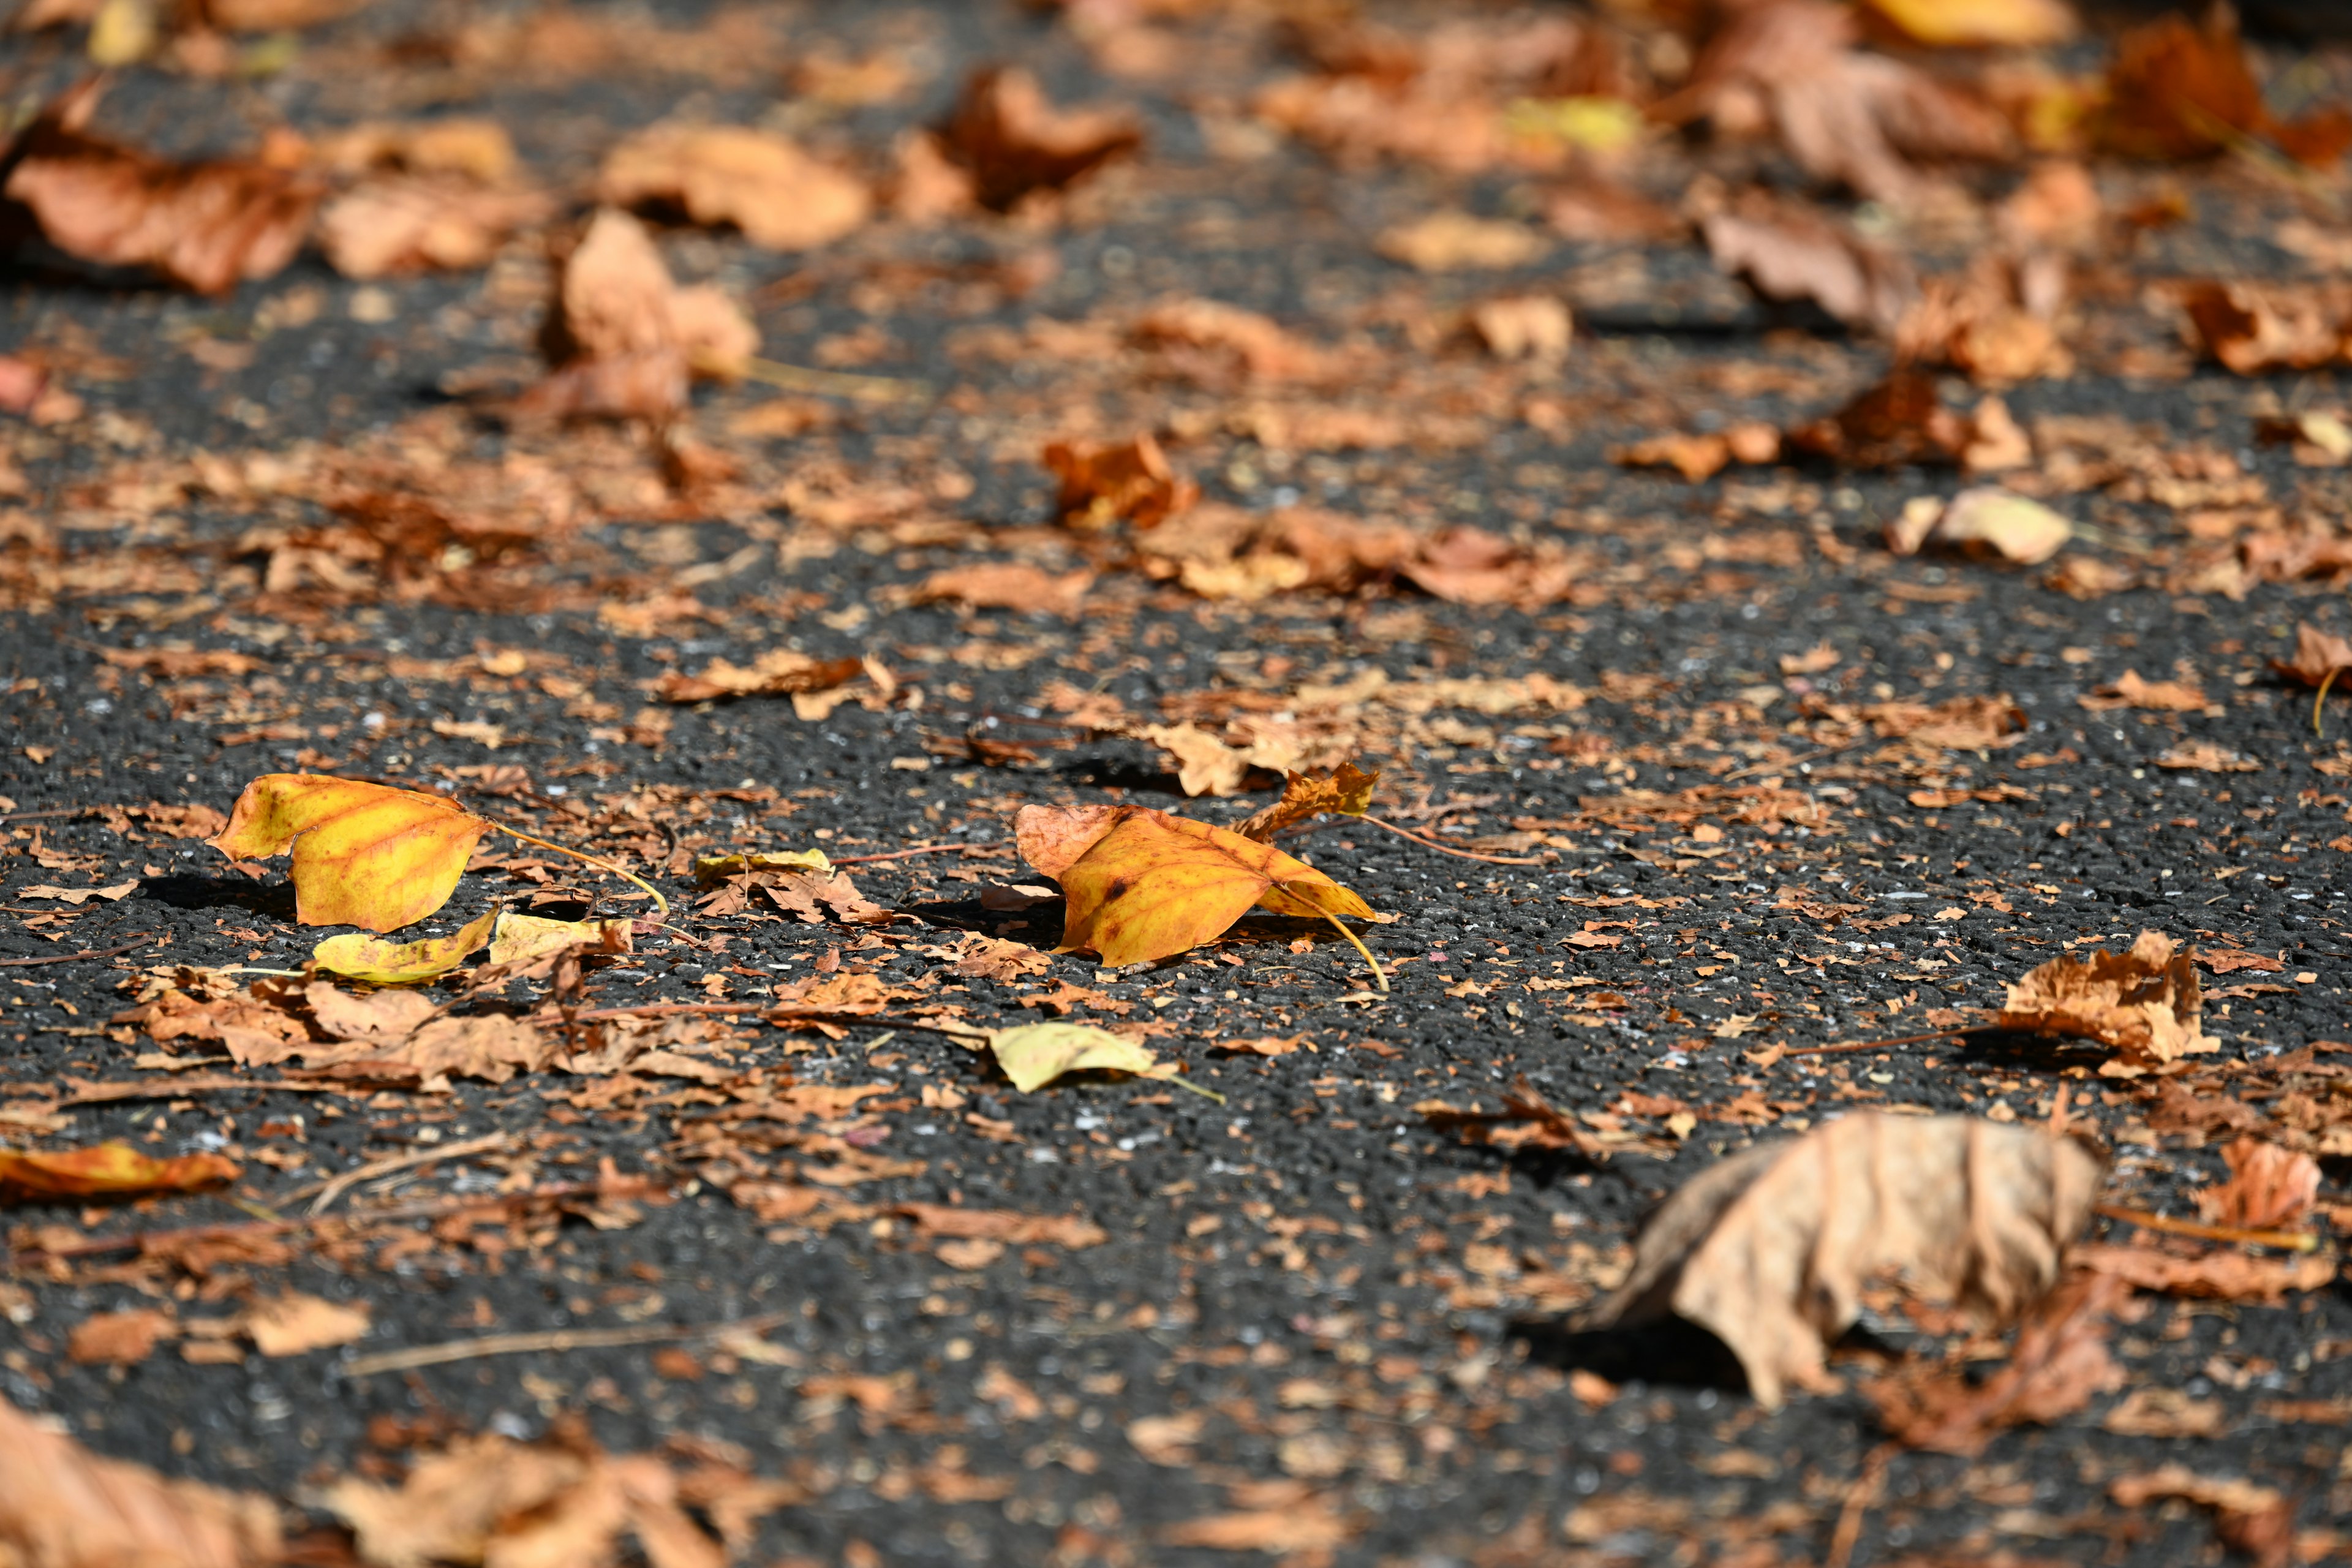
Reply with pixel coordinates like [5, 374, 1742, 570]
[1866, 1270, 2126, 1455]
[310, 907, 498, 986]
[1997, 929, 2217, 1072]
[309, 119, 519, 183]
[1588, 1114, 2104, 1406]
[654, 650, 863, 704]
[2269, 622, 2352, 690]
[2195, 1139, 2321, 1231]
[0, 1396, 284, 1568]
[1468, 295, 1572, 363]
[1866, 693, 2026, 750]
[1159, 1499, 1352, 1553]
[211, 774, 491, 933]
[67, 1308, 179, 1367]
[989, 1021, 1158, 1092]
[1374, 211, 1546, 273]
[597, 123, 870, 251]
[1025, 805, 1376, 969]
[521, 209, 759, 423]
[1131, 295, 1325, 383]
[318, 176, 554, 279]
[1231, 762, 1379, 843]
[0, 1142, 240, 1205]
[2078, 1242, 2338, 1303]
[486, 911, 633, 967]
[936, 65, 1141, 211]
[242, 1292, 369, 1357]
[895, 1202, 1107, 1247]
[1400, 526, 1577, 609]
[2099, 10, 2267, 162]
[2108, 1466, 2293, 1567]
[1042, 433, 1196, 529]
[2182, 282, 2351, 375]
[2078, 670, 2208, 712]
[1702, 198, 1916, 335]
[1887, 488, 2070, 565]
[1420, 1078, 1605, 1160]
[1861, 0, 2075, 48]
[2, 86, 320, 295]
[913, 562, 1093, 619]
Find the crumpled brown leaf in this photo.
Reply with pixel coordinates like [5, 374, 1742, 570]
[318, 176, 554, 279]
[1997, 929, 2218, 1074]
[0, 1394, 285, 1568]
[2270, 621, 2352, 690]
[518, 208, 758, 423]
[597, 123, 870, 251]
[1042, 433, 1196, 529]
[1865, 693, 2026, 751]
[935, 65, 1141, 212]
[1588, 1114, 2104, 1406]
[1232, 761, 1379, 843]
[693, 851, 891, 927]
[2, 84, 320, 295]
[1702, 195, 1916, 336]
[2194, 1138, 2321, 1231]
[1866, 1269, 2128, 1455]
[2182, 282, 2352, 375]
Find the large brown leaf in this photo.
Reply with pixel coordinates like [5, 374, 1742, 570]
[1997, 929, 2217, 1074]
[1589, 1114, 2104, 1406]
[0, 1396, 284, 1567]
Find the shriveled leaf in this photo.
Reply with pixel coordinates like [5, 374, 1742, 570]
[1232, 762, 1380, 843]
[989, 1022, 1158, 1093]
[914, 562, 1094, 620]
[311, 908, 498, 986]
[2182, 282, 2350, 375]
[0, 1142, 240, 1205]
[244, 1293, 369, 1357]
[693, 848, 834, 883]
[1866, 1270, 2125, 1456]
[209, 774, 491, 933]
[0, 1396, 284, 1568]
[1997, 929, 2218, 1072]
[1043, 434, 1197, 530]
[655, 650, 862, 704]
[936, 66, 1141, 212]
[1054, 809, 1375, 968]
[597, 123, 870, 251]
[486, 911, 635, 967]
[1588, 1114, 2105, 1407]
[2195, 1138, 2321, 1231]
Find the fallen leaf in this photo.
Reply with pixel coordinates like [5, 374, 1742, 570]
[1468, 295, 1572, 363]
[0, 1143, 240, 1204]
[2108, 1465, 2292, 1567]
[597, 123, 870, 251]
[67, 1308, 179, 1366]
[242, 1292, 369, 1357]
[989, 1021, 1159, 1092]
[2181, 282, 2351, 375]
[693, 851, 890, 926]
[1861, 0, 2075, 48]
[1400, 526, 1578, 609]
[1013, 804, 1126, 880]
[1212, 1035, 1308, 1057]
[1, 83, 320, 295]
[1231, 761, 1379, 843]
[654, 650, 864, 704]
[1997, 929, 2217, 1072]
[17, 882, 138, 905]
[2270, 622, 2352, 689]
[2078, 1242, 2337, 1303]
[1375, 211, 1546, 273]
[2195, 1139, 2321, 1231]
[519, 208, 759, 422]
[913, 562, 1093, 619]
[317, 176, 554, 279]
[2103, 1387, 2228, 1438]
[1588, 1114, 2105, 1406]
[1866, 693, 2026, 750]
[1160, 1499, 1352, 1552]
[1042, 434, 1197, 529]
[1036, 807, 1376, 968]
[2155, 742, 2258, 774]
[309, 118, 520, 183]
[0, 1395, 284, 1567]
[935, 65, 1141, 212]
[1131, 295, 1327, 383]
[2100, 10, 2269, 161]
[895, 1202, 1107, 1247]
[1887, 488, 2070, 565]
[2078, 670, 2209, 712]
[1702, 197, 1916, 335]
[211, 774, 491, 933]
[1866, 1270, 2126, 1455]
[310, 908, 499, 986]
[485, 911, 634, 967]
[1420, 1078, 1605, 1159]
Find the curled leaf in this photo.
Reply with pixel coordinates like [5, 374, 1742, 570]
[1589, 1114, 2104, 1407]
[989, 1022, 1158, 1092]
[0, 1397, 284, 1568]
[1232, 762, 1380, 843]
[486, 911, 635, 967]
[311, 908, 498, 986]
[0, 1142, 240, 1205]
[209, 774, 491, 933]
[1997, 929, 2217, 1074]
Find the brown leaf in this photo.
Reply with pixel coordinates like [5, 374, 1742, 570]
[0, 1396, 284, 1568]
[2098, 10, 2268, 161]
[2108, 1465, 2293, 1568]
[2077, 1242, 2337, 1303]
[67, 1308, 179, 1366]
[2269, 620, 2352, 688]
[2182, 282, 2352, 375]
[318, 176, 554, 279]
[2195, 1139, 2321, 1231]
[242, 1292, 369, 1357]
[1400, 525, 1577, 609]
[2076, 670, 2209, 712]
[1, 87, 319, 295]
[1420, 1078, 1605, 1160]
[1865, 1270, 2127, 1455]
[308, 118, 520, 183]
[1374, 210, 1546, 273]
[936, 65, 1140, 212]
[894, 1203, 1107, 1248]
[1131, 296, 1326, 383]
[1231, 761, 1379, 843]
[1786, 366, 1967, 469]
[1703, 196, 1916, 335]
[1998, 929, 2217, 1072]
[1588, 1114, 2105, 1406]
[596, 123, 870, 251]
[913, 562, 1093, 620]
[1041, 433, 1196, 529]
[1863, 693, 2026, 750]
[654, 650, 863, 704]
[1468, 295, 1572, 363]
[0, 1142, 241, 1205]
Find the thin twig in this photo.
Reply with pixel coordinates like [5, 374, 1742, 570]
[831, 844, 979, 865]
[0, 809, 85, 823]
[0, 936, 150, 968]
[1358, 813, 1541, 866]
[2096, 1203, 2320, 1254]
[1321, 910, 1389, 993]
[300, 1131, 513, 1217]
[484, 818, 669, 919]
[1825, 1442, 1896, 1568]
[551, 1001, 989, 1040]
[56, 1076, 350, 1107]
[342, 1308, 797, 1379]
[1778, 1026, 1995, 1060]
[2315, 665, 2344, 739]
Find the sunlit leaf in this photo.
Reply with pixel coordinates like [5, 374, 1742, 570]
[486, 910, 635, 966]
[210, 773, 492, 932]
[990, 1022, 1159, 1093]
[1231, 762, 1380, 843]
[0, 1142, 240, 1205]
[311, 908, 498, 985]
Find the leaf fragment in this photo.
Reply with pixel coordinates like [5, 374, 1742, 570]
[1588, 1114, 2105, 1406]
[1232, 763, 1379, 843]
[0, 1142, 240, 1205]
[2194, 1139, 2321, 1232]
[989, 1022, 1159, 1093]
[597, 122, 870, 251]
[0, 1396, 285, 1568]
[311, 908, 499, 986]
[1996, 929, 2218, 1073]
[484, 911, 635, 967]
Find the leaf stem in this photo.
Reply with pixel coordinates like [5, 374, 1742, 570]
[2314, 665, 2343, 738]
[2095, 1202, 2319, 1253]
[1324, 911, 1389, 993]
[483, 820, 670, 919]
[1359, 812, 1542, 865]
[1164, 1074, 1227, 1106]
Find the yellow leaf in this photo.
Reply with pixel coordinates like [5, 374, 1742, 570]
[311, 908, 497, 986]
[1862, 0, 2076, 48]
[1040, 807, 1375, 968]
[1232, 762, 1380, 843]
[0, 1142, 239, 1204]
[692, 847, 834, 884]
[210, 774, 491, 932]
[486, 910, 635, 965]
[990, 1022, 1158, 1092]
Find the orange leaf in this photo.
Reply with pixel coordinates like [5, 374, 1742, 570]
[0, 1142, 239, 1204]
[1040, 808, 1375, 968]
[210, 773, 492, 932]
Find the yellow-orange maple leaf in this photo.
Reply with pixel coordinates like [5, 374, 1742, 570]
[1016, 804, 1375, 970]
[210, 774, 491, 933]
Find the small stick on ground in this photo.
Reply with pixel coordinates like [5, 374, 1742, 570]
[0, 936, 151, 967]
[2096, 1203, 2320, 1254]
[341, 1308, 798, 1379]
[832, 844, 979, 865]
[1825, 1442, 1897, 1568]
[1779, 1026, 1996, 1060]
[297, 1131, 513, 1216]
[1358, 813, 1542, 866]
